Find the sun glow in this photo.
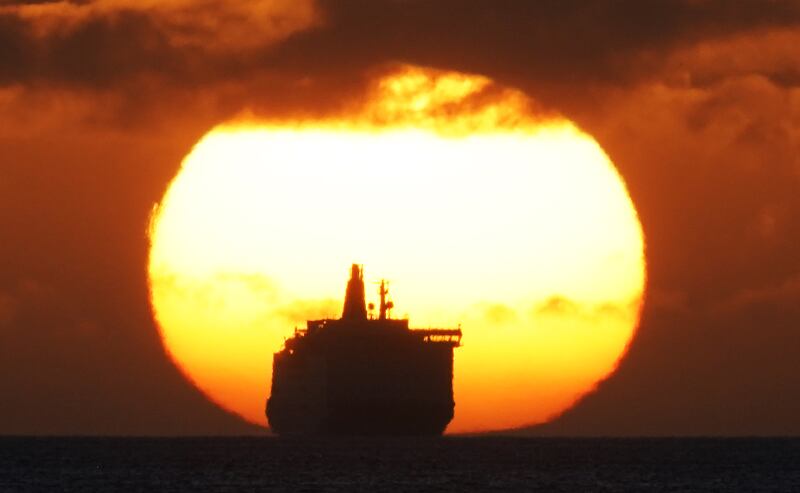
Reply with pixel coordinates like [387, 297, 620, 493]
[148, 67, 645, 433]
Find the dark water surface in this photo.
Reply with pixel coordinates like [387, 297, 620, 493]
[1, 437, 798, 492]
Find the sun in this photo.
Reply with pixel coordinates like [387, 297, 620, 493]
[147, 66, 646, 433]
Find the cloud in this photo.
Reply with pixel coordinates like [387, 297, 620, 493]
[0, 0, 797, 112]
[0, 0, 318, 86]
[712, 274, 800, 317]
[666, 27, 800, 89]
[268, 1, 800, 104]
[275, 298, 340, 324]
[536, 296, 579, 315]
[0, 0, 797, 135]
[534, 295, 637, 322]
[475, 302, 518, 326]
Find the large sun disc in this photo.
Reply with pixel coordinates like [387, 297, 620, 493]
[148, 67, 646, 433]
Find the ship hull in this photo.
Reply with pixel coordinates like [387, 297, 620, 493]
[267, 336, 455, 435]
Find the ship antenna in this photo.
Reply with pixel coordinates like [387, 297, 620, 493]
[379, 279, 389, 320]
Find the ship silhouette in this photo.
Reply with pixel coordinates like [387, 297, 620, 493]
[267, 264, 462, 435]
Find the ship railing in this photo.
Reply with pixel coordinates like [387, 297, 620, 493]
[415, 329, 463, 345]
[305, 320, 331, 332]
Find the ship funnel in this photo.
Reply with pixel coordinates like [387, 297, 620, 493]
[342, 264, 367, 320]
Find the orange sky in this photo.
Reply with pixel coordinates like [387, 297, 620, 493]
[1, 0, 799, 435]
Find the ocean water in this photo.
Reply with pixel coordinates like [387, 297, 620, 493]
[1, 437, 798, 492]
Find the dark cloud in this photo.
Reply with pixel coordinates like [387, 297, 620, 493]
[0, 9, 223, 87]
[0, 1, 315, 89]
[0, 1, 63, 5]
[0, 1, 798, 111]
[44, 10, 175, 86]
[256, 0, 800, 116]
[0, 14, 30, 81]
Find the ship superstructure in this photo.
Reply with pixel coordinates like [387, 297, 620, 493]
[266, 264, 462, 435]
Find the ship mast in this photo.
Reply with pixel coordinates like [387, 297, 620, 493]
[379, 280, 388, 320]
[378, 280, 394, 320]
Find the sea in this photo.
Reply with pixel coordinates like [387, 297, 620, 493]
[1, 437, 798, 492]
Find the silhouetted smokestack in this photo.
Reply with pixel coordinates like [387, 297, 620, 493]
[342, 264, 367, 320]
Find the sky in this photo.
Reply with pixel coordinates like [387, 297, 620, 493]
[1, 0, 799, 435]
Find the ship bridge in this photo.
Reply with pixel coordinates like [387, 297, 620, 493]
[283, 264, 462, 348]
